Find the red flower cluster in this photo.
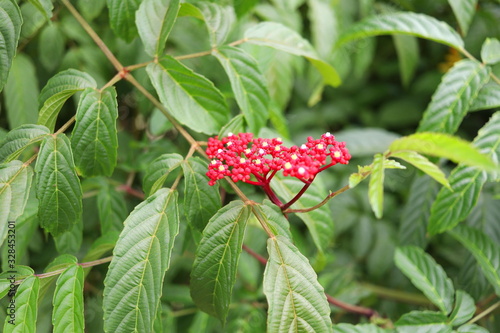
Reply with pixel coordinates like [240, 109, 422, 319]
[206, 132, 351, 186]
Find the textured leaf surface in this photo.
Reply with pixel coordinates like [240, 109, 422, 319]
[258, 200, 292, 240]
[38, 69, 97, 132]
[481, 38, 500, 64]
[3, 275, 39, 333]
[244, 22, 341, 87]
[450, 225, 500, 295]
[213, 46, 269, 133]
[35, 134, 83, 236]
[395, 246, 455, 313]
[0, 0, 22, 92]
[198, 2, 235, 46]
[428, 111, 500, 234]
[136, 0, 180, 57]
[0, 124, 49, 163]
[190, 201, 250, 322]
[470, 82, 500, 111]
[368, 153, 385, 219]
[182, 157, 221, 231]
[448, 0, 477, 35]
[39, 23, 64, 71]
[333, 323, 392, 333]
[71, 87, 118, 177]
[106, 0, 141, 42]
[97, 184, 127, 234]
[418, 60, 489, 134]
[390, 151, 450, 189]
[448, 290, 475, 326]
[27, 0, 52, 20]
[142, 153, 183, 196]
[395, 311, 451, 332]
[457, 324, 489, 333]
[272, 176, 333, 253]
[147, 56, 230, 134]
[264, 235, 332, 333]
[52, 264, 84, 333]
[338, 12, 464, 50]
[103, 189, 179, 333]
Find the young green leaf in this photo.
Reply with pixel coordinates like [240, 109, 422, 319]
[448, 290, 475, 326]
[197, 2, 235, 47]
[390, 151, 450, 189]
[103, 188, 179, 333]
[0, 124, 50, 163]
[147, 56, 230, 134]
[38, 69, 97, 132]
[0, 0, 22, 92]
[35, 134, 83, 236]
[428, 111, 500, 234]
[264, 235, 333, 333]
[388, 132, 498, 172]
[97, 184, 127, 234]
[449, 225, 500, 296]
[213, 46, 269, 133]
[182, 157, 221, 231]
[136, 0, 180, 57]
[395, 246, 455, 313]
[190, 201, 250, 323]
[395, 310, 451, 332]
[417, 60, 490, 134]
[3, 275, 39, 333]
[447, 0, 477, 36]
[337, 12, 464, 50]
[142, 153, 183, 196]
[0, 161, 33, 247]
[368, 153, 385, 219]
[52, 264, 84, 333]
[106, 0, 141, 42]
[71, 87, 118, 177]
[4, 54, 39, 129]
[481, 38, 500, 64]
[244, 22, 341, 87]
[470, 82, 500, 112]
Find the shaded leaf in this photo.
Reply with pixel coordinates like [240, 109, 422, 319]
[390, 151, 450, 189]
[481, 38, 500, 64]
[198, 2, 235, 47]
[52, 264, 84, 333]
[368, 153, 385, 219]
[447, 0, 477, 35]
[3, 275, 39, 333]
[142, 153, 183, 196]
[457, 324, 489, 333]
[54, 219, 83, 255]
[27, 0, 52, 20]
[470, 82, 500, 111]
[395, 311, 451, 332]
[448, 290, 475, 326]
[393, 35, 419, 86]
[0, 124, 50, 163]
[218, 114, 244, 138]
[333, 323, 393, 333]
[97, 184, 127, 234]
[258, 200, 292, 240]
[106, 0, 141, 42]
[335, 128, 400, 157]
[0, 0, 22, 92]
[39, 23, 65, 71]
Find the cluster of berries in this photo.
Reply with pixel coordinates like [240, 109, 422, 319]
[206, 132, 351, 186]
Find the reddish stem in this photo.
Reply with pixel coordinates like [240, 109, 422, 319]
[281, 180, 313, 211]
[262, 183, 283, 207]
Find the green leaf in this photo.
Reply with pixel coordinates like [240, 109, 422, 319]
[395, 311, 451, 332]
[4, 54, 39, 129]
[190, 201, 250, 322]
[368, 153, 385, 219]
[27, 0, 52, 21]
[428, 112, 500, 234]
[52, 264, 84, 333]
[272, 176, 333, 253]
[337, 12, 464, 50]
[197, 2, 235, 47]
[39, 23, 65, 71]
[447, 0, 477, 35]
[0, 0, 22, 93]
[54, 219, 83, 255]
[388, 132, 498, 172]
[395, 246, 455, 313]
[418, 59, 490, 134]
[147, 56, 230, 134]
[178, 3, 203, 19]
[333, 323, 393, 333]
[257, 200, 292, 240]
[77, 0, 106, 21]
[136, 0, 180, 57]
[106, 0, 141, 42]
[71, 87, 118, 177]
[335, 128, 400, 157]
[3, 275, 39, 333]
[470, 82, 500, 112]
[308, 0, 338, 58]
[449, 225, 500, 296]
[390, 151, 450, 189]
[182, 157, 221, 231]
[142, 153, 183, 196]
[97, 184, 127, 234]
[0, 161, 33, 247]
[393, 35, 419, 86]
[244, 22, 341, 87]
[448, 290, 475, 326]
[103, 188, 179, 333]
[481, 38, 500, 64]
[0, 124, 50, 163]
[218, 114, 244, 138]
[38, 69, 97, 132]
[264, 235, 332, 333]
[457, 324, 489, 333]
[35, 134, 83, 236]
[213, 46, 270, 133]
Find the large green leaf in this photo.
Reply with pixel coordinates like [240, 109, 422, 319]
[449, 225, 500, 296]
[39, 23, 65, 71]
[97, 184, 127, 234]
[0, 0, 22, 92]
[394, 246, 455, 313]
[272, 176, 333, 253]
[390, 151, 450, 189]
[190, 201, 250, 322]
[333, 323, 392, 333]
[393, 34, 419, 86]
[54, 218, 83, 255]
[368, 153, 385, 219]
[3, 274, 39, 333]
[0, 161, 33, 247]
[38, 69, 97, 132]
[103, 188, 179, 333]
[147, 56, 230, 134]
[457, 324, 489, 333]
[308, 0, 338, 58]
[0, 124, 50, 163]
[448, 290, 475, 326]
[71, 87, 118, 177]
[481, 38, 500, 65]
[142, 153, 183, 196]
[447, 0, 478, 36]
[244, 22, 341, 87]
[388, 132, 498, 172]
[257, 200, 292, 240]
[213, 46, 269, 133]
[395, 311, 451, 332]
[4, 54, 39, 129]
[52, 264, 84, 333]
[198, 2, 235, 47]
[106, 0, 141, 42]
[136, 0, 180, 57]
[337, 12, 464, 50]
[470, 82, 500, 112]
[35, 134, 83, 236]
[417, 60, 490, 134]
[27, 0, 52, 20]
[428, 111, 500, 234]
[264, 235, 332, 333]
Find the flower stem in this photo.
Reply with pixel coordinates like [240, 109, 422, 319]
[281, 181, 312, 211]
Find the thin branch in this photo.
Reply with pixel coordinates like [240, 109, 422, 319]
[284, 183, 350, 214]
[175, 49, 213, 60]
[467, 300, 500, 325]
